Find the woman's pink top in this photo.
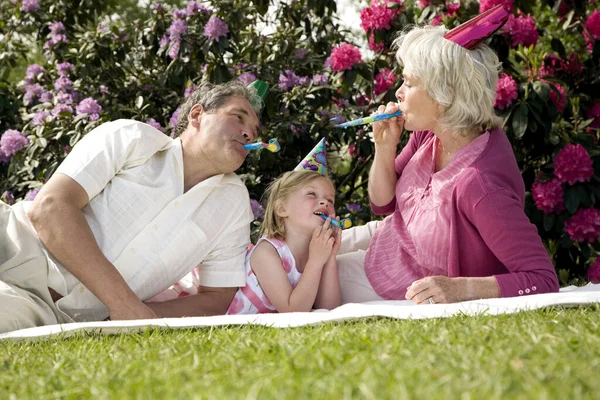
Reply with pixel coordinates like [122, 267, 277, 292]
[365, 129, 559, 300]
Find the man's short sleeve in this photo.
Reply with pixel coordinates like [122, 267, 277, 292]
[55, 120, 172, 201]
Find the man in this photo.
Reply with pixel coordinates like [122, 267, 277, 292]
[0, 80, 262, 333]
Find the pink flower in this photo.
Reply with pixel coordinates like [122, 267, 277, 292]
[494, 73, 518, 110]
[564, 208, 600, 243]
[531, 178, 565, 214]
[540, 80, 566, 113]
[585, 10, 600, 40]
[0, 130, 30, 157]
[504, 14, 538, 48]
[360, 1, 398, 32]
[329, 43, 362, 72]
[368, 32, 385, 52]
[479, 0, 514, 13]
[553, 144, 594, 185]
[374, 68, 396, 96]
[588, 258, 600, 284]
[417, 0, 430, 8]
[586, 103, 600, 129]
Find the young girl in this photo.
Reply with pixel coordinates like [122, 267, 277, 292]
[226, 170, 342, 314]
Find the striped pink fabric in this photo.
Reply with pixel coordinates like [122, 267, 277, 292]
[365, 132, 489, 299]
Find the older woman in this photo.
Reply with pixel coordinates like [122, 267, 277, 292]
[337, 19, 559, 304]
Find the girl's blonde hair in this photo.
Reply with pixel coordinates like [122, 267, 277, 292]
[260, 170, 335, 239]
[393, 25, 503, 135]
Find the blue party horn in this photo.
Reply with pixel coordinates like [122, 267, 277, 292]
[333, 110, 403, 128]
[319, 214, 352, 229]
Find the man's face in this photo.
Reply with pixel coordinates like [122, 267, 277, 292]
[190, 95, 260, 174]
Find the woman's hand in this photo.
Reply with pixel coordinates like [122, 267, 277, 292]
[405, 276, 464, 304]
[405, 276, 501, 304]
[372, 102, 404, 151]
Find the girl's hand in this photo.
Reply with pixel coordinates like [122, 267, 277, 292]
[308, 218, 336, 267]
[327, 218, 342, 265]
[372, 102, 404, 151]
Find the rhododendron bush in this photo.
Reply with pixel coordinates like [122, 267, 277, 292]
[1, 0, 599, 283]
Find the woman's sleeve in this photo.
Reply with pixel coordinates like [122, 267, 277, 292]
[369, 131, 427, 215]
[470, 189, 560, 297]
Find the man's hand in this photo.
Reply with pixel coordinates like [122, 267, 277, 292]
[108, 300, 158, 321]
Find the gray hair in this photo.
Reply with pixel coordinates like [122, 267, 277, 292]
[174, 80, 262, 137]
[393, 25, 503, 135]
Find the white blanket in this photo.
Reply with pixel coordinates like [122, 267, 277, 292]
[2, 284, 599, 341]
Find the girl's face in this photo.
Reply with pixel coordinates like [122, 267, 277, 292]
[277, 177, 336, 235]
[395, 72, 442, 133]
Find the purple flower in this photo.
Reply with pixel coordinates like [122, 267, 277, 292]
[49, 21, 65, 34]
[185, 1, 210, 16]
[23, 83, 43, 104]
[76, 97, 102, 120]
[295, 48, 309, 59]
[25, 64, 45, 82]
[203, 16, 229, 41]
[312, 74, 328, 86]
[55, 91, 74, 104]
[56, 62, 74, 76]
[32, 111, 51, 126]
[0, 130, 30, 157]
[2, 191, 15, 205]
[250, 199, 264, 221]
[159, 34, 170, 49]
[346, 203, 363, 213]
[169, 19, 188, 40]
[53, 77, 73, 92]
[278, 70, 302, 90]
[21, 0, 40, 12]
[172, 9, 187, 19]
[40, 91, 53, 102]
[168, 40, 181, 60]
[25, 189, 40, 201]
[184, 84, 198, 98]
[146, 118, 165, 133]
[52, 103, 73, 118]
[99, 85, 109, 94]
[238, 72, 257, 85]
[169, 107, 181, 131]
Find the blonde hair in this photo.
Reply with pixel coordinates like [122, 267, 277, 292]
[260, 170, 335, 239]
[393, 25, 503, 135]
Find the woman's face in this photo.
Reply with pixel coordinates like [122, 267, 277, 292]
[395, 72, 442, 133]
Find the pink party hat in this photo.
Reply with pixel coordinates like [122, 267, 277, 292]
[443, 4, 510, 50]
[294, 138, 328, 175]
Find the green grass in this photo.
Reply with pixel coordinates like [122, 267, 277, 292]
[1, 306, 599, 399]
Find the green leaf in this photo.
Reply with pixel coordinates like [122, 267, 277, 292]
[512, 104, 528, 139]
[543, 213, 556, 232]
[532, 81, 549, 103]
[564, 186, 580, 214]
[550, 38, 566, 58]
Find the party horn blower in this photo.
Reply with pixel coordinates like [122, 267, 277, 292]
[243, 138, 281, 152]
[319, 214, 352, 229]
[332, 110, 403, 128]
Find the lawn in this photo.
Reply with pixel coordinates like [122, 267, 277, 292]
[1, 306, 599, 399]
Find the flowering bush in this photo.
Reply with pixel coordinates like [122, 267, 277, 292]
[1, 0, 599, 284]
